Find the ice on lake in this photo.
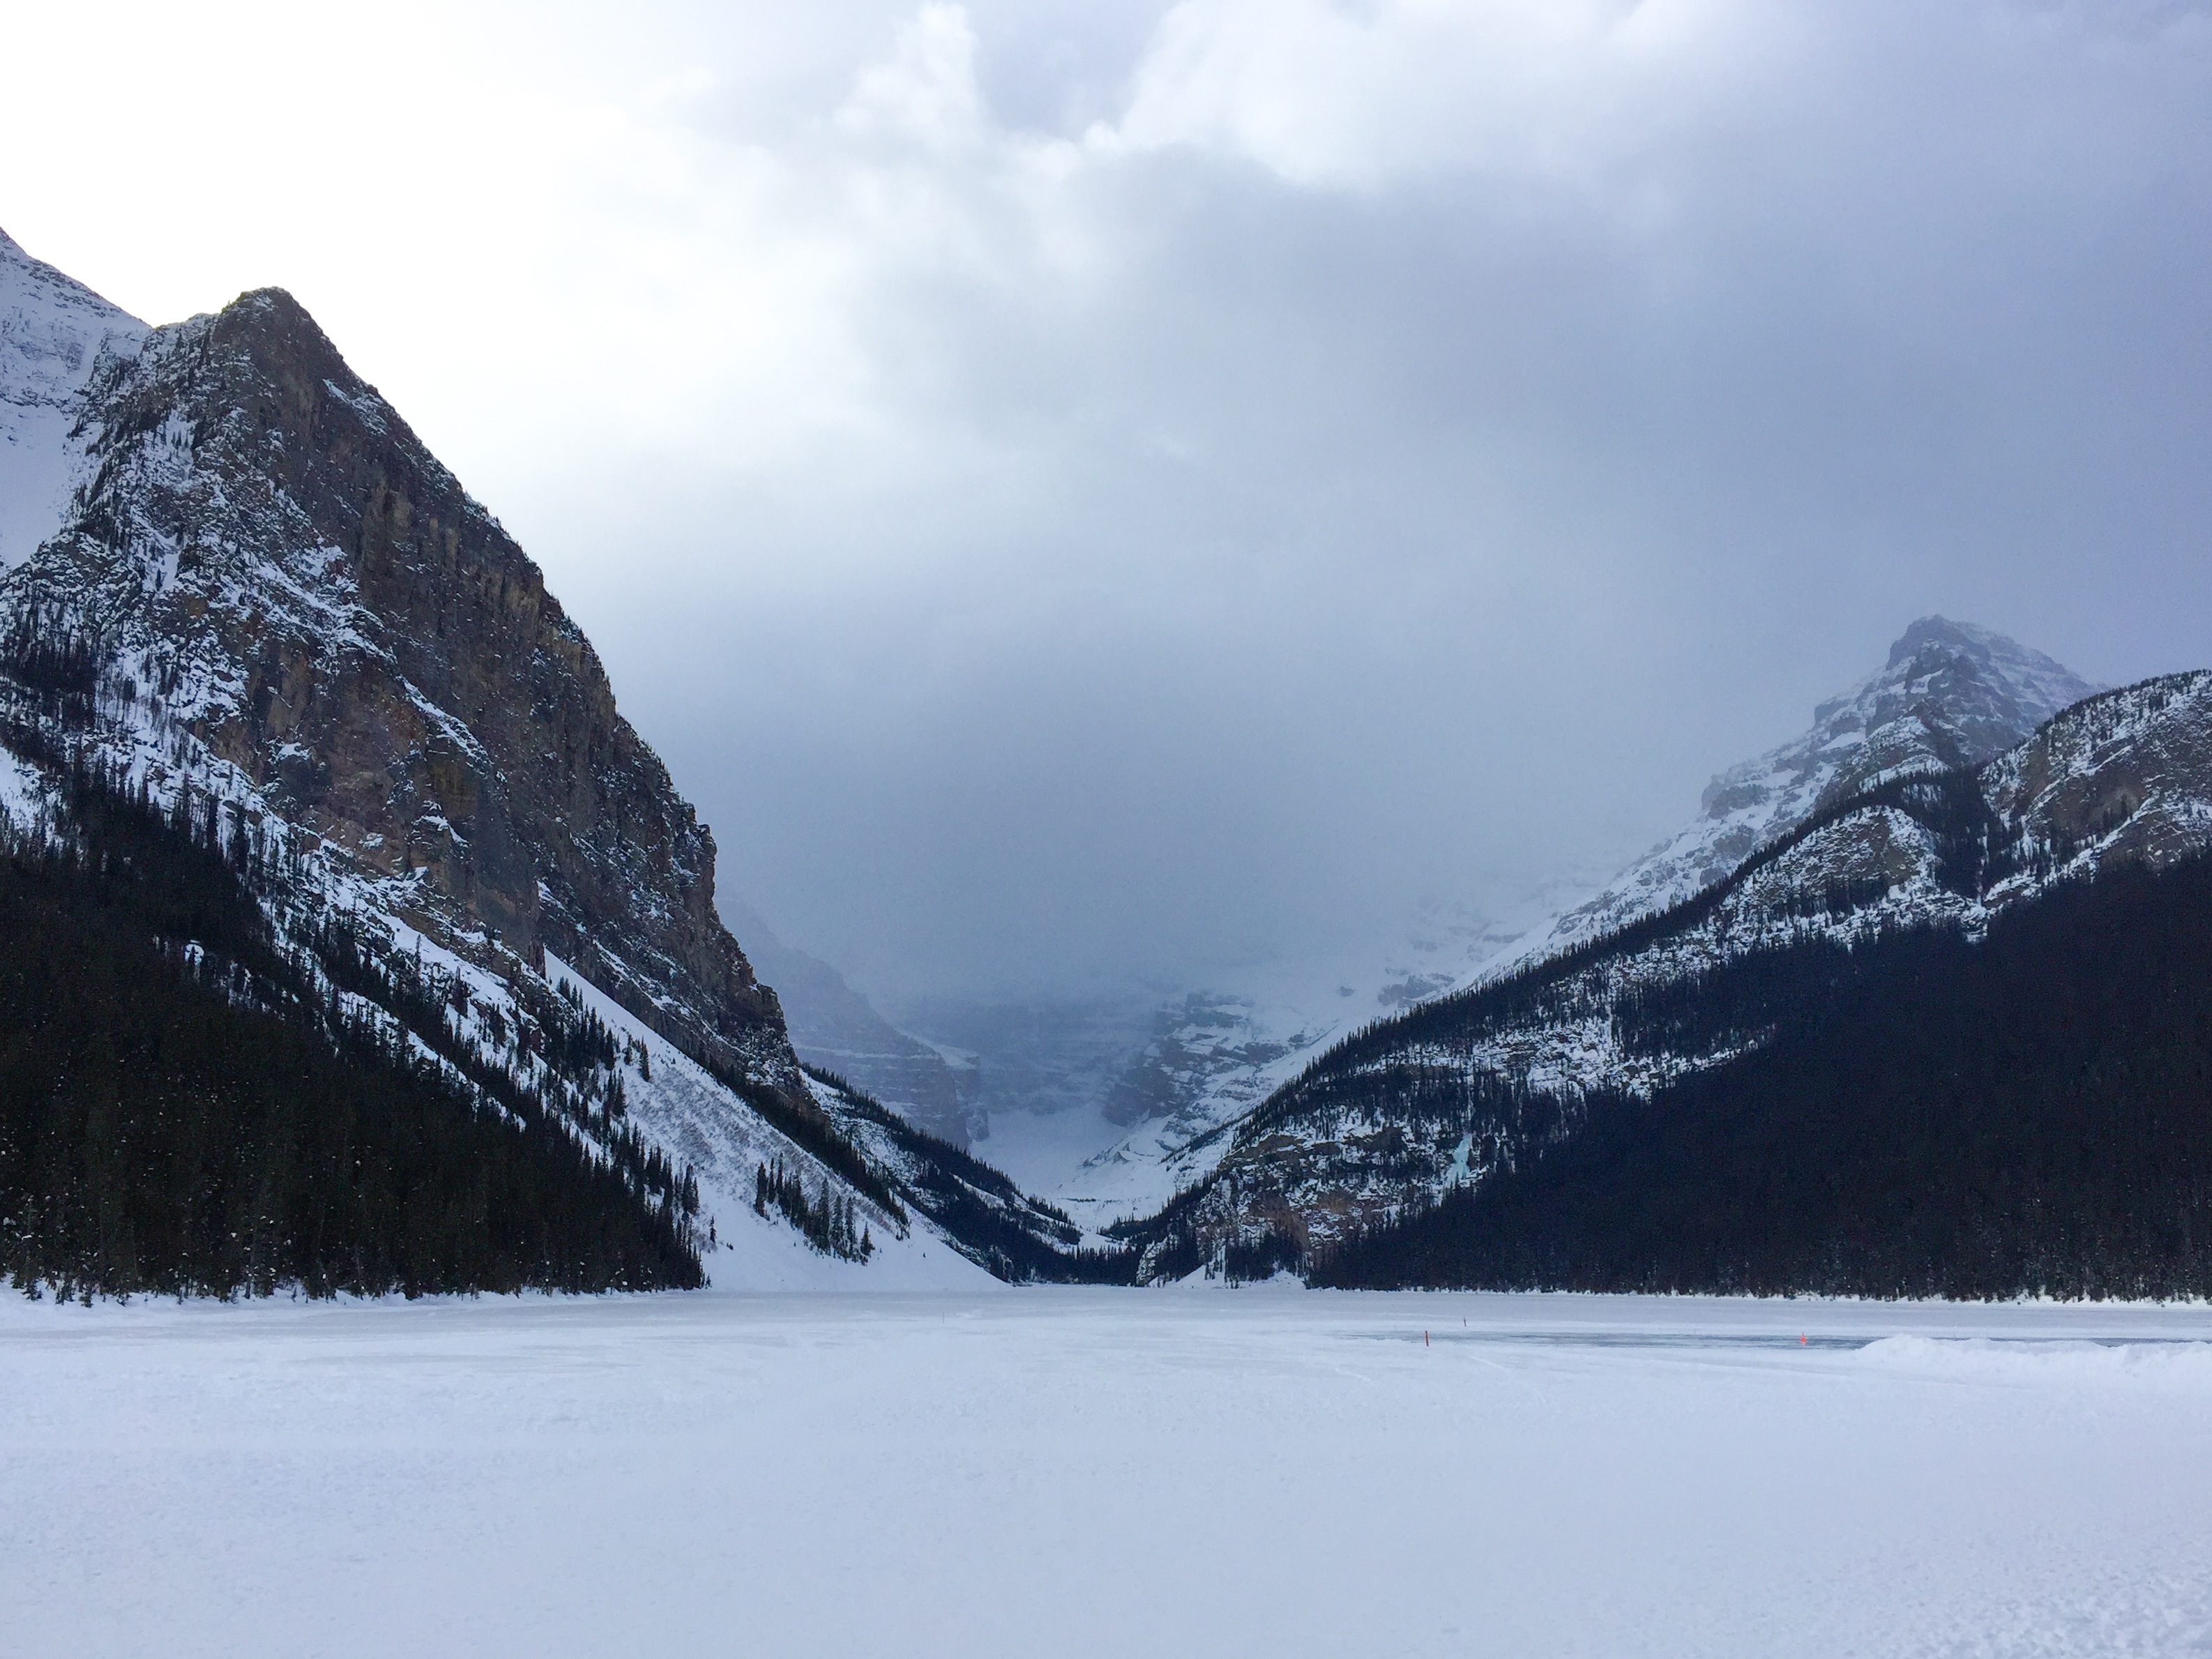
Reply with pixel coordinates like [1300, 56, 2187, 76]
[4, 1287, 2210, 1657]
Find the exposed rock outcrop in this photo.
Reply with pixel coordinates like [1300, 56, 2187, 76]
[3, 282, 792, 1086]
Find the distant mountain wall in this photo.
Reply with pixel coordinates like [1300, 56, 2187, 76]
[722, 900, 975, 1144]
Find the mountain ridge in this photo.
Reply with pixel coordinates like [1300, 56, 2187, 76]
[1483, 614, 2103, 979]
[1044, 616, 2105, 1232]
[1114, 652, 2211, 1281]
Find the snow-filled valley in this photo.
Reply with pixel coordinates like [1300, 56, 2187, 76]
[4, 1289, 2209, 1658]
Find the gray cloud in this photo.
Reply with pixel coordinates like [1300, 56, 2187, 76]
[12, 1, 2211, 1001]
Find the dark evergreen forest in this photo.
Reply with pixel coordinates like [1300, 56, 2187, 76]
[1314, 854, 2212, 1298]
[0, 766, 704, 1300]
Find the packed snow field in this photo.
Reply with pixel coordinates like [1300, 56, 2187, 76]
[4, 1291, 2209, 1658]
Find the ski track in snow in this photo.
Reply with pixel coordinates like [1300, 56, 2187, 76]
[3, 1290, 2209, 1658]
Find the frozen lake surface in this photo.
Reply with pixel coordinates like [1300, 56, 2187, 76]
[5, 1287, 2210, 1657]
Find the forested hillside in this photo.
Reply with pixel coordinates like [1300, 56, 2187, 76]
[0, 764, 703, 1299]
[1313, 853, 2212, 1298]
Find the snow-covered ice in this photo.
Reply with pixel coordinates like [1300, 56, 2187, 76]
[3, 1289, 2209, 1658]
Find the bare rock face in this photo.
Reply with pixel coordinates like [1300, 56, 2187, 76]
[2, 285, 796, 1089]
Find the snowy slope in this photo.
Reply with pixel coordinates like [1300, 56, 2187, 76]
[543, 954, 994, 1288]
[0, 228, 148, 569]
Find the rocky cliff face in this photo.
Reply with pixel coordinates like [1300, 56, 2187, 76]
[2, 282, 792, 1087]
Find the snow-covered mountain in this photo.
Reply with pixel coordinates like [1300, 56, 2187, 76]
[1024, 619, 2094, 1228]
[722, 897, 976, 1145]
[0, 229, 1090, 1291]
[1035, 881, 1597, 1229]
[0, 229, 148, 569]
[875, 945, 1529, 1227]
[1494, 616, 2099, 973]
[1117, 639, 2212, 1280]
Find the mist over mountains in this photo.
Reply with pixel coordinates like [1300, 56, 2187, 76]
[17, 1, 2207, 1026]
[756, 612, 2126, 1222]
[5, 214, 2211, 1300]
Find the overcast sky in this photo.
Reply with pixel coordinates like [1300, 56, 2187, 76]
[8, 1, 2210, 999]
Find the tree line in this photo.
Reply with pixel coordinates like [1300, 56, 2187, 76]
[0, 760, 704, 1300]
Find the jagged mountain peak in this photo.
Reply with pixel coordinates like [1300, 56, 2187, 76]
[1803, 614, 2098, 774]
[1884, 612, 2057, 671]
[1501, 616, 2099, 972]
